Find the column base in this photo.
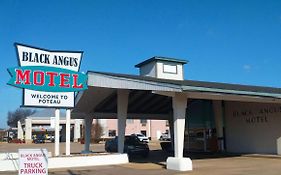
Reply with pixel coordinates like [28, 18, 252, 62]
[25, 139, 33, 144]
[166, 157, 192, 171]
[81, 150, 92, 154]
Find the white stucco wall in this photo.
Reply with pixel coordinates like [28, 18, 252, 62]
[139, 61, 156, 77]
[225, 101, 281, 154]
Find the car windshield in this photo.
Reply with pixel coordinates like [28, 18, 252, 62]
[125, 136, 142, 144]
[113, 136, 143, 144]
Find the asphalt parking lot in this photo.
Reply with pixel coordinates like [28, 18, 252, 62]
[1, 142, 281, 175]
[46, 156, 281, 175]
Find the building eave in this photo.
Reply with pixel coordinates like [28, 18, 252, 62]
[135, 56, 188, 68]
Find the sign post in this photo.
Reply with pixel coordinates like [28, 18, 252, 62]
[65, 109, 71, 156]
[55, 109, 60, 157]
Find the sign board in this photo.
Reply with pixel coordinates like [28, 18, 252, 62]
[18, 149, 48, 175]
[7, 43, 87, 108]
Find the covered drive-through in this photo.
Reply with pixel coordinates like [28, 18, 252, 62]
[71, 58, 281, 171]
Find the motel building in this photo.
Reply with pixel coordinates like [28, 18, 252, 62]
[4, 56, 281, 172]
[18, 109, 169, 142]
[100, 119, 169, 140]
[17, 109, 83, 143]
[71, 56, 281, 171]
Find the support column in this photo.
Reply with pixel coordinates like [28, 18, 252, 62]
[17, 120, 24, 140]
[167, 93, 192, 171]
[74, 120, 81, 143]
[147, 120, 151, 139]
[117, 89, 129, 153]
[168, 118, 174, 150]
[65, 109, 71, 156]
[213, 100, 224, 151]
[55, 109, 60, 156]
[82, 116, 93, 153]
[25, 118, 32, 144]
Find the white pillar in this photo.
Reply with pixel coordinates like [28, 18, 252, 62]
[277, 137, 281, 155]
[55, 109, 60, 156]
[173, 93, 187, 158]
[168, 118, 174, 149]
[82, 116, 93, 153]
[213, 100, 224, 151]
[17, 120, 24, 140]
[147, 120, 151, 139]
[74, 120, 81, 142]
[167, 93, 192, 171]
[65, 109, 71, 156]
[25, 118, 32, 144]
[117, 89, 129, 153]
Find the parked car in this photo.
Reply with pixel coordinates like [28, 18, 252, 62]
[132, 133, 149, 143]
[33, 135, 45, 144]
[105, 135, 149, 157]
[50, 136, 55, 143]
[2, 137, 12, 143]
[159, 133, 171, 141]
[45, 135, 50, 140]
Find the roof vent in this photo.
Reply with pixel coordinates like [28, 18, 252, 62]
[135, 56, 187, 80]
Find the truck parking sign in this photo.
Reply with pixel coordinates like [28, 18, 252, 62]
[19, 149, 48, 175]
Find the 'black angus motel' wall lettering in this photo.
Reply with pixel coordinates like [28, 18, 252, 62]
[232, 106, 281, 124]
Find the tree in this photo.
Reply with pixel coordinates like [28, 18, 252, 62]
[80, 119, 104, 144]
[91, 120, 103, 143]
[7, 108, 36, 127]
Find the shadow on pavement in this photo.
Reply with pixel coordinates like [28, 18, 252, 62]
[129, 150, 168, 168]
[129, 149, 242, 167]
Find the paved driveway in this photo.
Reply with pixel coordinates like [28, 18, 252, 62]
[46, 155, 281, 175]
[0, 142, 100, 154]
[1, 142, 281, 175]
[0, 156, 278, 175]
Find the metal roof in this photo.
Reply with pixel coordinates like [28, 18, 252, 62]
[87, 71, 182, 92]
[27, 109, 65, 118]
[135, 56, 188, 68]
[87, 71, 281, 98]
[72, 71, 281, 119]
[94, 90, 172, 115]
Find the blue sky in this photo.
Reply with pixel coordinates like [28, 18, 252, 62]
[0, 0, 281, 128]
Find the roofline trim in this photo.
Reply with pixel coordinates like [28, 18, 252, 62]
[86, 71, 281, 98]
[183, 85, 281, 99]
[135, 56, 188, 68]
[88, 72, 183, 92]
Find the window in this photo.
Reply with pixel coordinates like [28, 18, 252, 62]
[108, 130, 116, 137]
[141, 130, 147, 136]
[140, 119, 147, 126]
[163, 63, 177, 74]
[140, 119, 147, 124]
[127, 119, 134, 124]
